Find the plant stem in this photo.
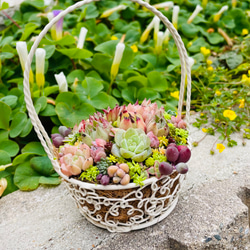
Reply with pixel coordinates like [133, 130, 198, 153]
[1, 10, 22, 29]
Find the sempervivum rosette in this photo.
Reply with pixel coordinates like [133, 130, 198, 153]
[51, 99, 191, 186]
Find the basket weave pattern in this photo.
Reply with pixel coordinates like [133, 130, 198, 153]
[23, 0, 192, 232]
[66, 172, 184, 232]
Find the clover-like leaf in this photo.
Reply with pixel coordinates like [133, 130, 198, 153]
[30, 156, 55, 177]
[9, 112, 27, 138]
[0, 101, 11, 130]
[21, 142, 46, 155]
[0, 140, 19, 157]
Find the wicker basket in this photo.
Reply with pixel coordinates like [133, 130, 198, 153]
[23, 0, 192, 233]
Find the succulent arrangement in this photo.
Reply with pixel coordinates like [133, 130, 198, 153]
[52, 99, 191, 186]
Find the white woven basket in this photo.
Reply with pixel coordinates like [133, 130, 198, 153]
[23, 0, 191, 233]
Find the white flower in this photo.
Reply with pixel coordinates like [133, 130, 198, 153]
[172, 5, 180, 29]
[16, 41, 34, 84]
[110, 38, 125, 82]
[153, 16, 160, 42]
[187, 5, 203, 24]
[77, 27, 88, 49]
[16, 41, 28, 72]
[153, 1, 174, 9]
[163, 28, 170, 45]
[44, 0, 53, 6]
[155, 31, 164, 54]
[35, 48, 46, 89]
[214, 5, 228, 22]
[55, 72, 68, 92]
[0, 178, 7, 197]
[188, 57, 195, 69]
[101, 5, 127, 18]
[140, 16, 157, 43]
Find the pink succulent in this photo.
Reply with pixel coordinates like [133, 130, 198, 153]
[92, 138, 107, 148]
[91, 146, 106, 162]
[103, 104, 124, 122]
[59, 143, 93, 177]
[147, 131, 160, 148]
[171, 115, 187, 129]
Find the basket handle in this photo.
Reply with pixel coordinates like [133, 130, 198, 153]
[23, 0, 191, 172]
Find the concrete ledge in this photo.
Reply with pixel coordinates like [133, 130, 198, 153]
[0, 119, 250, 249]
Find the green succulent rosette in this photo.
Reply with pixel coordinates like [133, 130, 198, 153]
[111, 128, 152, 162]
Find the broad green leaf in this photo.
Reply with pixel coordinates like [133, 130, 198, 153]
[44, 86, 59, 96]
[67, 70, 85, 83]
[121, 86, 137, 103]
[187, 37, 209, 53]
[0, 101, 11, 130]
[0, 95, 17, 108]
[83, 77, 103, 98]
[14, 162, 40, 191]
[21, 142, 46, 155]
[92, 54, 112, 75]
[137, 88, 160, 101]
[205, 32, 224, 45]
[39, 104, 56, 116]
[9, 112, 27, 138]
[57, 48, 93, 59]
[39, 176, 61, 185]
[226, 54, 243, 70]
[0, 130, 9, 141]
[20, 23, 39, 41]
[56, 100, 95, 127]
[0, 52, 14, 60]
[90, 92, 111, 109]
[0, 150, 11, 165]
[0, 140, 19, 157]
[139, 54, 157, 67]
[13, 153, 35, 166]
[95, 40, 117, 56]
[181, 23, 199, 38]
[34, 96, 47, 113]
[19, 118, 33, 137]
[147, 71, 169, 92]
[30, 156, 55, 177]
[127, 75, 148, 88]
[44, 45, 56, 59]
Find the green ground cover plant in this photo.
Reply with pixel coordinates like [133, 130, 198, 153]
[0, 0, 249, 196]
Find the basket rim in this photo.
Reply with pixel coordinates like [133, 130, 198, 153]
[61, 169, 184, 190]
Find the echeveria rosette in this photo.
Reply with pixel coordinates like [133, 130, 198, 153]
[111, 128, 152, 162]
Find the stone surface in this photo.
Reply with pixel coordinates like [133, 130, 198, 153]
[1, 117, 250, 249]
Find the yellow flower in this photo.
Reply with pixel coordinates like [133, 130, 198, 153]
[207, 66, 214, 71]
[111, 35, 118, 40]
[242, 28, 248, 36]
[216, 143, 225, 153]
[200, 47, 210, 56]
[233, 90, 238, 94]
[200, 113, 205, 117]
[215, 90, 221, 96]
[158, 136, 168, 147]
[206, 59, 213, 65]
[170, 91, 179, 100]
[223, 110, 237, 121]
[241, 74, 250, 84]
[187, 41, 193, 47]
[130, 44, 138, 53]
[202, 128, 208, 133]
[159, 147, 166, 155]
[239, 99, 245, 108]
